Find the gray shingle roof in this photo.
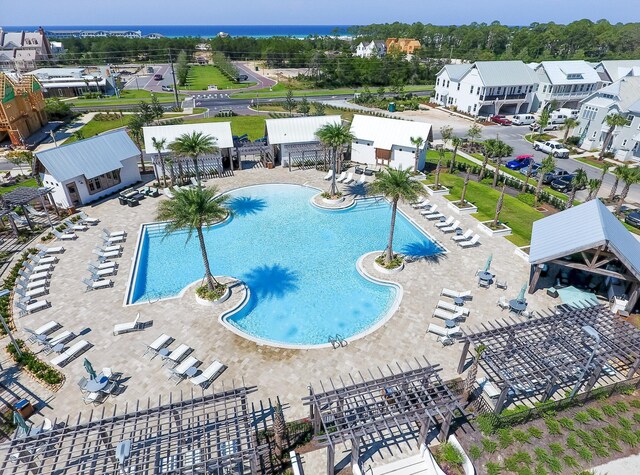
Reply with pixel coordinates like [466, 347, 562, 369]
[529, 199, 640, 280]
[472, 61, 538, 87]
[35, 130, 139, 182]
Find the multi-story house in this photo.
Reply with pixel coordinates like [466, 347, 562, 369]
[0, 72, 47, 146]
[594, 60, 640, 85]
[532, 60, 601, 110]
[576, 76, 640, 162]
[434, 61, 538, 116]
[385, 38, 421, 55]
[0, 27, 54, 72]
[354, 40, 386, 58]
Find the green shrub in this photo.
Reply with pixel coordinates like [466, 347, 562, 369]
[437, 442, 464, 465]
[486, 462, 501, 475]
[563, 455, 579, 468]
[607, 439, 623, 453]
[633, 413, 640, 423]
[618, 416, 633, 430]
[557, 417, 574, 431]
[516, 467, 534, 475]
[603, 424, 622, 439]
[468, 444, 482, 460]
[546, 456, 562, 474]
[614, 401, 629, 413]
[591, 428, 607, 443]
[476, 414, 497, 434]
[586, 408, 604, 421]
[620, 429, 638, 447]
[534, 463, 548, 475]
[512, 429, 531, 443]
[629, 400, 640, 409]
[544, 418, 562, 435]
[548, 443, 564, 456]
[516, 193, 536, 206]
[566, 434, 581, 450]
[594, 445, 608, 457]
[497, 428, 514, 448]
[576, 446, 593, 462]
[528, 426, 544, 439]
[574, 411, 590, 424]
[601, 404, 617, 417]
[482, 438, 498, 453]
[6, 341, 64, 385]
[534, 447, 549, 463]
[576, 429, 597, 448]
[195, 283, 228, 301]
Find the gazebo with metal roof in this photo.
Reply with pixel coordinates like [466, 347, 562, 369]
[528, 199, 640, 312]
[303, 357, 466, 475]
[0, 385, 269, 474]
[457, 304, 640, 414]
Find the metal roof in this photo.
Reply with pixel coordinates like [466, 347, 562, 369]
[536, 61, 601, 85]
[35, 130, 139, 182]
[529, 199, 640, 280]
[442, 64, 472, 81]
[350, 115, 432, 150]
[597, 60, 640, 82]
[468, 61, 538, 87]
[142, 122, 234, 152]
[265, 115, 341, 145]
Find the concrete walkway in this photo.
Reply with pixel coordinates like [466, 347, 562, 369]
[592, 452, 640, 474]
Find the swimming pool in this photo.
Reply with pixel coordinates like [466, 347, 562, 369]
[128, 184, 442, 347]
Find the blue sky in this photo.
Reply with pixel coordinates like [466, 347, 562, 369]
[5, 0, 639, 25]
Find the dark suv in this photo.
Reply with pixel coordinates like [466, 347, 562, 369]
[542, 168, 570, 185]
[551, 175, 586, 193]
[625, 210, 640, 228]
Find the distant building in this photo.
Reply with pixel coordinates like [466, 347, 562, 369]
[27, 67, 118, 98]
[0, 27, 54, 72]
[385, 38, 421, 55]
[594, 60, 640, 84]
[34, 130, 142, 208]
[46, 29, 142, 39]
[0, 72, 47, 146]
[532, 60, 602, 110]
[577, 76, 640, 162]
[144, 33, 165, 39]
[354, 40, 386, 58]
[350, 115, 432, 170]
[434, 61, 538, 116]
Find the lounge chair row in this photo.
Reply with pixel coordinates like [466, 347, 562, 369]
[15, 250, 59, 317]
[323, 170, 366, 185]
[51, 339, 91, 367]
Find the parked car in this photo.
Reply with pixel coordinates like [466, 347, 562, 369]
[490, 115, 512, 126]
[512, 114, 536, 126]
[146, 66, 154, 73]
[549, 112, 568, 124]
[153, 74, 163, 81]
[506, 156, 535, 170]
[533, 140, 570, 158]
[529, 123, 559, 132]
[518, 162, 542, 176]
[237, 74, 249, 81]
[542, 168, 570, 184]
[625, 210, 640, 228]
[161, 85, 173, 92]
[551, 175, 586, 192]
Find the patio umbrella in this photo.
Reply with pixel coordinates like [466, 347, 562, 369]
[483, 254, 493, 273]
[13, 411, 29, 433]
[83, 358, 97, 380]
[517, 282, 527, 303]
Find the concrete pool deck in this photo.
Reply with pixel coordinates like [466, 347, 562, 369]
[9, 165, 556, 469]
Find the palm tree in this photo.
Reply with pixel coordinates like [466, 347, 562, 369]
[459, 167, 471, 205]
[478, 153, 490, 182]
[151, 137, 168, 188]
[535, 108, 550, 141]
[493, 183, 506, 227]
[169, 132, 218, 187]
[128, 114, 146, 172]
[608, 165, 628, 201]
[534, 155, 556, 207]
[410, 136, 424, 173]
[165, 156, 177, 185]
[595, 163, 611, 197]
[599, 113, 628, 160]
[156, 187, 230, 292]
[562, 117, 580, 144]
[522, 160, 534, 192]
[316, 123, 355, 197]
[273, 402, 287, 461]
[616, 167, 640, 215]
[566, 168, 587, 209]
[586, 179, 601, 201]
[462, 344, 486, 401]
[449, 136, 462, 173]
[370, 167, 423, 266]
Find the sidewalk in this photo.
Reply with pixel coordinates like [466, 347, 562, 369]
[592, 452, 640, 474]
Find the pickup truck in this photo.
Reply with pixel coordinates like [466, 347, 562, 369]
[532, 140, 570, 158]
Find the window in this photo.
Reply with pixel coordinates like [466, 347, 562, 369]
[622, 139, 628, 147]
[457, 83, 460, 91]
[543, 85, 547, 93]
[436, 78, 440, 86]
[625, 114, 633, 126]
[592, 131, 597, 138]
[473, 104, 477, 112]
[477, 87, 480, 95]
[84, 169, 121, 195]
[446, 80, 450, 88]
[470, 85, 473, 93]
[582, 106, 598, 121]
[567, 73, 584, 80]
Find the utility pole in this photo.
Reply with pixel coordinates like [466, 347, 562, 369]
[168, 49, 180, 108]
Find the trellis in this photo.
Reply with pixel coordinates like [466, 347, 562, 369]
[0, 385, 268, 474]
[285, 143, 327, 171]
[233, 144, 272, 170]
[151, 154, 226, 183]
[458, 304, 640, 413]
[303, 357, 465, 475]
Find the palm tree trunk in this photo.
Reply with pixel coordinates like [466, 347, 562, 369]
[492, 160, 501, 188]
[534, 173, 544, 207]
[330, 147, 338, 196]
[462, 358, 480, 401]
[460, 168, 470, 203]
[385, 199, 398, 265]
[160, 157, 168, 188]
[608, 176, 619, 201]
[192, 156, 202, 186]
[449, 144, 458, 173]
[616, 184, 631, 214]
[599, 127, 614, 160]
[596, 168, 608, 197]
[413, 150, 419, 172]
[197, 226, 218, 290]
[435, 159, 441, 188]
[567, 187, 577, 209]
[493, 185, 505, 227]
[478, 156, 489, 181]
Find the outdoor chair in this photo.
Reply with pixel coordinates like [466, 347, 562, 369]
[440, 220, 460, 233]
[420, 204, 438, 216]
[103, 228, 126, 238]
[342, 172, 354, 184]
[79, 211, 99, 225]
[354, 166, 365, 175]
[437, 335, 454, 346]
[496, 280, 508, 290]
[47, 330, 75, 349]
[51, 340, 90, 367]
[93, 249, 121, 260]
[440, 288, 472, 300]
[363, 168, 374, 176]
[24, 261, 53, 274]
[458, 234, 481, 248]
[162, 344, 192, 368]
[53, 229, 77, 241]
[432, 308, 465, 322]
[36, 244, 65, 254]
[98, 244, 122, 253]
[357, 174, 366, 185]
[16, 276, 47, 290]
[323, 169, 334, 180]
[78, 376, 88, 393]
[82, 392, 102, 405]
[437, 300, 470, 316]
[113, 313, 142, 335]
[190, 360, 225, 388]
[88, 260, 116, 271]
[82, 277, 114, 291]
[163, 188, 175, 199]
[102, 233, 125, 244]
[497, 296, 510, 310]
[32, 253, 58, 266]
[25, 205, 47, 217]
[143, 334, 173, 358]
[87, 264, 116, 278]
[335, 171, 347, 183]
[16, 285, 48, 300]
[16, 299, 51, 317]
[103, 380, 119, 396]
[452, 229, 473, 242]
[63, 220, 88, 232]
[170, 356, 200, 383]
[435, 216, 454, 228]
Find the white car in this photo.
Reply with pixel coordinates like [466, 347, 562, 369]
[512, 114, 536, 126]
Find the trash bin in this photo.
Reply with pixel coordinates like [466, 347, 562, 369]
[255, 66, 259, 71]
[388, 102, 396, 112]
[14, 399, 34, 419]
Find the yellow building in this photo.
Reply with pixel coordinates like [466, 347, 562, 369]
[385, 38, 422, 55]
[0, 72, 47, 146]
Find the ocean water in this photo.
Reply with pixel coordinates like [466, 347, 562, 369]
[4, 25, 353, 39]
[129, 184, 441, 346]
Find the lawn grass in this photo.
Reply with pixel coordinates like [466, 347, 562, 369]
[184, 65, 254, 90]
[63, 117, 127, 144]
[574, 156, 607, 169]
[254, 104, 355, 121]
[423, 173, 544, 246]
[524, 133, 556, 143]
[0, 177, 38, 195]
[69, 90, 184, 107]
[183, 116, 266, 141]
[231, 84, 433, 99]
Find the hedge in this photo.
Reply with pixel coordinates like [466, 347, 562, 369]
[0, 248, 37, 336]
[6, 340, 64, 386]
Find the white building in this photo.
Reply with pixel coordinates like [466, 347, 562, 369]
[265, 115, 342, 167]
[594, 60, 640, 85]
[47, 29, 142, 39]
[0, 27, 54, 72]
[27, 67, 117, 97]
[434, 61, 538, 117]
[349, 115, 432, 170]
[577, 76, 640, 161]
[532, 60, 601, 110]
[354, 40, 386, 58]
[34, 130, 142, 208]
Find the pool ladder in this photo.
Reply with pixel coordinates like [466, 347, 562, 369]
[329, 334, 348, 349]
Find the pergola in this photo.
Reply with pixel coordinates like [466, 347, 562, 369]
[284, 143, 327, 171]
[457, 304, 640, 414]
[0, 186, 55, 234]
[303, 358, 465, 475]
[0, 386, 268, 474]
[233, 144, 272, 170]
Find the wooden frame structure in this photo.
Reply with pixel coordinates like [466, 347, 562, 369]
[303, 358, 465, 475]
[458, 304, 640, 414]
[234, 144, 272, 170]
[0, 385, 268, 474]
[284, 143, 327, 171]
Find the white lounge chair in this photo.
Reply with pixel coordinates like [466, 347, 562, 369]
[16, 286, 48, 300]
[435, 216, 455, 228]
[16, 300, 51, 317]
[190, 361, 225, 388]
[427, 323, 462, 338]
[24, 262, 52, 274]
[323, 169, 334, 181]
[103, 233, 125, 244]
[9, 212, 29, 227]
[87, 265, 115, 277]
[357, 174, 366, 184]
[163, 188, 175, 199]
[452, 229, 473, 242]
[47, 330, 74, 348]
[343, 172, 354, 184]
[477, 377, 500, 398]
[441, 220, 461, 233]
[459, 234, 481, 248]
[411, 196, 427, 207]
[432, 308, 466, 322]
[93, 249, 121, 260]
[440, 288, 472, 300]
[497, 296, 510, 310]
[162, 344, 191, 368]
[97, 244, 122, 253]
[33, 321, 60, 338]
[19, 269, 49, 283]
[143, 334, 173, 358]
[82, 277, 113, 291]
[103, 228, 126, 238]
[63, 220, 88, 232]
[51, 340, 90, 367]
[16, 277, 47, 291]
[25, 205, 47, 217]
[36, 244, 64, 254]
[437, 300, 470, 316]
[420, 204, 438, 216]
[88, 260, 117, 271]
[425, 212, 445, 221]
[53, 229, 77, 241]
[113, 313, 142, 335]
[79, 211, 99, 225]
[32, 254, 57, 266]
[170, 356, 200, 382]
[412, 199, 431, 209]
[335, 172, 347, 183]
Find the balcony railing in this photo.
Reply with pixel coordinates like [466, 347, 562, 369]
[481, 93, 528, 101]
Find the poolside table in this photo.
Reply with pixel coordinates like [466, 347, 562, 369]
[52, 343, 64, 354]
[158, 348, 170, 358]
[477, 271, 493, 283]
[453, 297, 464, 306]
[185, 367, 198, 378]
[509, 299, 527, 314]
[444, 319, 456, 329]
[84, 376, 109, 393]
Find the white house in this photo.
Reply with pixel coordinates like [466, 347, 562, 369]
[594, 60, 640, 85]
[354, 40, 386, 58]
[265, 115, 342, 167]
[34, 130, 141, 208]
[532, 60, 601, 110]
[434, 61, 538, 117]
[27, 66, 118, 97]
[349, 115, 432, 170]
[576, 76, 640, 161]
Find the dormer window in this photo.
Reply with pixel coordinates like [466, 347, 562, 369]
[567, 73, 584, 80]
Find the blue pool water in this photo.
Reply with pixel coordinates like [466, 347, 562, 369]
[130, 184, 442, 346]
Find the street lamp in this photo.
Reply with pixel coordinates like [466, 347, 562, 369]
[569, 325, 601, 400]
[0, 289, 22, 358]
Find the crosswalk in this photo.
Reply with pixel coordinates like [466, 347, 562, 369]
[191, 93, 231, 100]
